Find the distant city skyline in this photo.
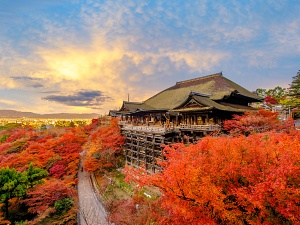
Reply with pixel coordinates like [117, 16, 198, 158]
[0, 1, 299, 114]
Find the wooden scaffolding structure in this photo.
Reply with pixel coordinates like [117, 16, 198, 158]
[123, 129, 179, 173]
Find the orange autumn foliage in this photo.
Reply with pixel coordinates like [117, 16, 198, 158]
[23, 179, 75, 214]
[0, 127, 86, 177]
[0, 125, 87, 224]
[5, 128, 29, 143]
[107, 192, 164, 225]
[83, 156, 101, 172]
[125, 131, 300, 224]
[223, 109, 294, 136]
[83, 118, 125, 172]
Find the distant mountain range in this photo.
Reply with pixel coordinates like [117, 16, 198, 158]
[0, 110, 100, 119]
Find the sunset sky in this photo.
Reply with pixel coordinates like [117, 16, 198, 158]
[1, 0, 299, 114]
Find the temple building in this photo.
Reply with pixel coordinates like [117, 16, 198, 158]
[110, 72, 262, 172]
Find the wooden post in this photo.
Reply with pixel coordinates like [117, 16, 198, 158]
[137, 134, 140, 166]
[152, 135, 156, 172]
[151, 134, 155, 172]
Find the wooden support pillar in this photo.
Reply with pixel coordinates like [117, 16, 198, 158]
[152, 135, 155, 172]
[129, 132, 134, 166]
[151, 134, 155, 173]
[137, 135, 140, 166]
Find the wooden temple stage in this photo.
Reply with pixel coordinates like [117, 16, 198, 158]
[112, 73, 263, 172]
[119, 121, 221, 173]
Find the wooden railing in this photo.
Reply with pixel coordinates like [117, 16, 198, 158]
[118, 121, 127, 126]
[180, 124, 221, 131]
[120, 121, 221, 133]
[122, 125, 174, 134]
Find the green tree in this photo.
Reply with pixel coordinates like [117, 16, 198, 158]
[54, 197, 74, 215]
[75, 120, 87, 126]
[0, 134, 9, 143]
[287, 70, 300, 108]
[0, 168, 28, 219]
[256, 86, 287, 101]
[69, 121, 75, 127]
[0, 123, 22, 131]
[255, 88, 267, 98]
[266, 86, 287, 100]
[274, 70, 300, 109]
[0, 165, 48, 221]
[289, 70, 300, 97]
[40, 124, 47, 130]
[26, 163, 48, 188]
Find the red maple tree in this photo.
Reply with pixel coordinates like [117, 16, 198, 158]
[223, 109, 294, 136]
[265, 95, 279, 105]
[125, 131, 300, 224]
[23, 179, 75, 214]
[83, 118, 125, 172]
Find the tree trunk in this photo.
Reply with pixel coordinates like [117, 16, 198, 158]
[4, 197, 9, 219]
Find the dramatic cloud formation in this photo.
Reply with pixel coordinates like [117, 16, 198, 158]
[0, 1, 299, 114]
[43, 90, 113, 109]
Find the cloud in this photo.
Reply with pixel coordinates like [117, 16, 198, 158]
[0, 1, 298, 114]
[11, 76, 44, 88]
[0, 99, 18, 106]
[245, 50, 277, 68]
[165, 50, 228, 73]
[0, 77, 17, 88]
[269, 19, 300, 53]
[30, 29, 227, 111]
[42, 90, 113, 109]
[39, 91, 60, 94]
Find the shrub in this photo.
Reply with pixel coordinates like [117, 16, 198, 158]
[54, 198, 74, 215]
[0, 134, 9, 143]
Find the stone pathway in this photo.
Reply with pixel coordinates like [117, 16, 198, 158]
[78, 166, 109, 225]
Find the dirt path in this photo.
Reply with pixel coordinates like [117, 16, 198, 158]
[78, 166, 109, 225]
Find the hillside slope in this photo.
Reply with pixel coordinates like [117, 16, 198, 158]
[0, 110, 100, 119]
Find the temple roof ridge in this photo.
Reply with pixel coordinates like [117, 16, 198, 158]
[176, 72, 223, 85]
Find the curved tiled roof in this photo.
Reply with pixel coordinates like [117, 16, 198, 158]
[141, 72, 261, 110]
[120, 101, 143, 112]
[172, 94, 256, 113]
